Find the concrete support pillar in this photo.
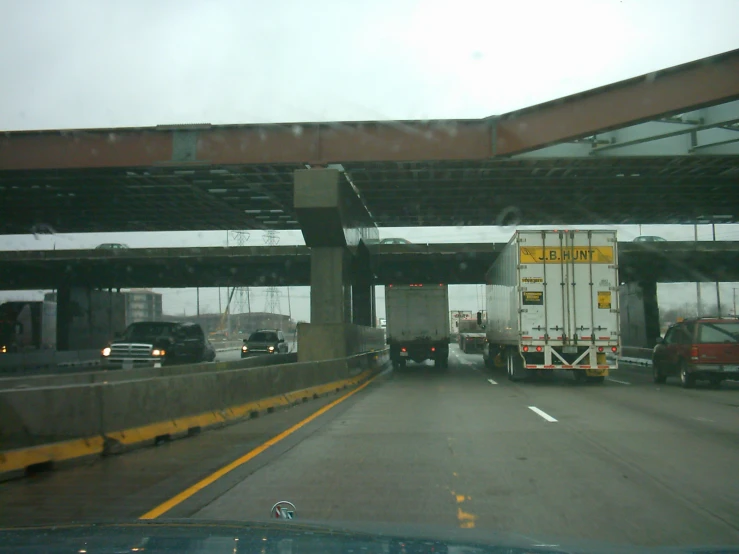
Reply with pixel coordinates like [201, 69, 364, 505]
[641, 281, 661, 347]
[295, 168, 380, 361]
[352, 280, 372, 326]
[618, 281, 661, 348]
[351, 247, 374, 326]
[371, 286, 377, 326]
[56, 286, 72, 351]
[310, 247, 351, 324]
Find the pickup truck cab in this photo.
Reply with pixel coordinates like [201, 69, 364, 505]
[242, 329, 289, 358]
[102, 321, 216, 369]
[653, 317, 739, 388]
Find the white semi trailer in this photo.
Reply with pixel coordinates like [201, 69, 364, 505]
[479, 230, 620, 383]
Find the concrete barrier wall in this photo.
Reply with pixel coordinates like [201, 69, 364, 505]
[0, 384, 103, 449]
[0, 353, 298, 391]
[0, 350, 387, 452]
[0, 349, 101, 373]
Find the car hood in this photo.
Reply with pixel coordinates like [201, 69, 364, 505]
[0, 520, 732, 554]
[246, 340, 278, 348]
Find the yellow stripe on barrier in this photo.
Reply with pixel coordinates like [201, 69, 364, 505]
[0, 368, 378, 477]
[0, 436, 105, 475]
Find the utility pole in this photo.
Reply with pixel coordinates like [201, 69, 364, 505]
[263, 230, 282, 325]
[713, 224, 721, 316]
[229, 231, 251, 335]
[695, 224, 702, 317]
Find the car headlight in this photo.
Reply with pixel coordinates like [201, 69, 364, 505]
[102, 347, 111, 357]
[152, 349, 166, 357]
[242, 345, 248, 352]
[1, 345, 7, 353]
[268, 346, 275, 352]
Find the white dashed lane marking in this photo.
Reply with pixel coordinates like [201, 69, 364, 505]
[528, 406, 558, 422]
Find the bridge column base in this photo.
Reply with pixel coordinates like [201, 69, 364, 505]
[619, 281, 660, 348]
[297, 323, 385, 363]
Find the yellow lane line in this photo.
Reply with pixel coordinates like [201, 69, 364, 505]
[139, 372, 380, 520]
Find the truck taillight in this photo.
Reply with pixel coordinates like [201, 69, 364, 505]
[690, 345, 699, 361]
[535, 346, 542, 352]
[401, 347, 407, 352]
[431, 347, 436, 352]
[611, 346, 618, 353]
[598, 346, 604, 352]
[522, 346, 529, 352]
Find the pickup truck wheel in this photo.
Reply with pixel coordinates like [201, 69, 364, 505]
[679, 361, 695, 389]
[652, 361, 667, 384]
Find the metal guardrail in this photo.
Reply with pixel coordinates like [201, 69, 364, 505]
[619, 346, 652, 367]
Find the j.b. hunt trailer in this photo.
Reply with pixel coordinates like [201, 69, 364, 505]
[479, 230, 620, 383]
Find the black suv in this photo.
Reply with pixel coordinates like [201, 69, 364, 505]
[102, 321, 216, 369]
[242, 329, 290, 358]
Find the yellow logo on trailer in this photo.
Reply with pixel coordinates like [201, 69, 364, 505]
[519, 246, 614, 264]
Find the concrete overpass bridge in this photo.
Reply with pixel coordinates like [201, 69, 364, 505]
[1, 49, 738, 356]
[1, 241, 738, 290]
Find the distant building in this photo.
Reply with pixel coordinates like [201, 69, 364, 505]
[123, 289, 163, 325]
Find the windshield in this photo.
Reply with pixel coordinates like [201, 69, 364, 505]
[124, 322, 177, 341]
[2, 2, 739, 552]
[249, 331, 278, 342]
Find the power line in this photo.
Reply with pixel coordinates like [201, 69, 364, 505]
[229, 231, 251, 317]
[263, 230, 282, 319]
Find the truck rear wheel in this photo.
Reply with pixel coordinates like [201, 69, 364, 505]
[507, 350, 523, 382]
[435, 356, 448, 370]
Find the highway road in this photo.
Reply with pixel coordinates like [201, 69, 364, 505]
[1, 345, 738, 549]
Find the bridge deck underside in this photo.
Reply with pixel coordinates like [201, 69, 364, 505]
[1, 156, 738, 234]
[0, 243, 737, 289]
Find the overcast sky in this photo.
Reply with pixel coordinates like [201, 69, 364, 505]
[1, 0, 738, 321]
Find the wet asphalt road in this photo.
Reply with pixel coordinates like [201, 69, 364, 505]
[2, 345, 738, 549]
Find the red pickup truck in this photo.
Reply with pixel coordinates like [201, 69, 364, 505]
[652, 317, 739, 388]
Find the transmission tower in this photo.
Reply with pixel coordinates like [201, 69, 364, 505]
[263, 230, 282, 318]
[229, 231, 251, 333]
